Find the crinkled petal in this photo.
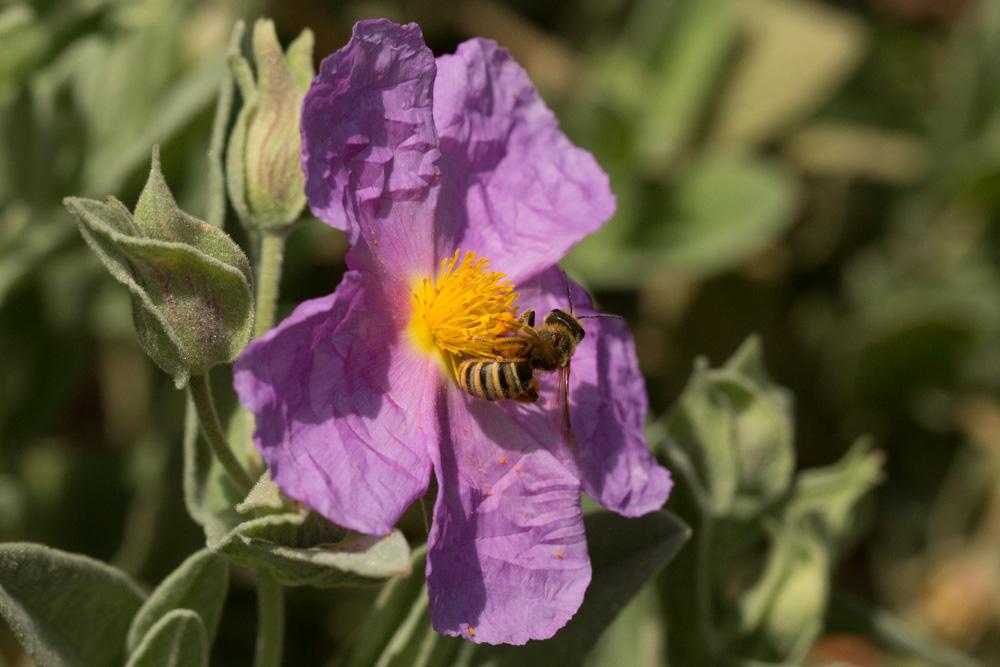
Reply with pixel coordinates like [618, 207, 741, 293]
[509, 267, 672, 517]
[432, 39, 615, 283]
[426, 384, 590, 645]
[301, 19, 440, 280]
[234, 271, 437, 534]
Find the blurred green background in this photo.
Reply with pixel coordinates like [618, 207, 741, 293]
[2, 0, 1000, 664]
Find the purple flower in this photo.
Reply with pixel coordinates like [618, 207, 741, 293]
[234, 19, 672, 645]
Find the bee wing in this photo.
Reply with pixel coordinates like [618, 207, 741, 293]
[560, 364, 578, 455]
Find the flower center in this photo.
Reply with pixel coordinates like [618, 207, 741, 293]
[409, 249, 522, 367]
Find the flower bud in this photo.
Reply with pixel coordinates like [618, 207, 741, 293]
[227, 19, 314, 232]
[65, 147, 254, 387]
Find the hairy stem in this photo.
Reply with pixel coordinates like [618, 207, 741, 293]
[249, 228, 289, 667]
[254, 570, 285, 667]
[206, 21, 244, 228]
[253, 231, 286, 337]
[188, 373, 254, 493]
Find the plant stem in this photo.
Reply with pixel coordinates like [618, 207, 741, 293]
[254, 570, 285, 667]
[206, 21, 244, 229]
[188, 373, 254, 493]
[249, 228, 289, 667]
[696, 511, 722, 661]
[254, 231, 286, 337]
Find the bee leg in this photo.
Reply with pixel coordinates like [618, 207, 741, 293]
[519, 310, 536, 328]
[493, 339, 530, 358]
[515, 379, 540, 403]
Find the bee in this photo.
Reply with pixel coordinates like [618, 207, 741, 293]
[456, 273, 621, 434]
[456, 310, 540, 402]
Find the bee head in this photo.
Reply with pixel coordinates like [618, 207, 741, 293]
[545, 309, 585, 343]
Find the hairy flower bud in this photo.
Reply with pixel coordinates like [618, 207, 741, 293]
[227, 19, 314, 232]
[65, 147, 254, 387]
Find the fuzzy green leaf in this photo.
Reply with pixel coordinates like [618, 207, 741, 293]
[709, 0, 867, 147]
[0, 543, 145, 667]
[208, 512, 411, 588]
[125, 609, 207, 667]
[785, 436, 884, 550]
[342, 546, 461, 667]
[126, 549, 228, 656]
[737, 530, 829, 663]
[652, 153, 797, 277]
[636, 0, 737, 166]
[738, 438, 883, 663]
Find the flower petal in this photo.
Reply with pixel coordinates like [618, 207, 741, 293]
[432, 39, 615, 283]
[233, 271, 437, 535]
[511, 267, 673, 517]
[426, 385, 590, 645]
[301, 19, 440, 280]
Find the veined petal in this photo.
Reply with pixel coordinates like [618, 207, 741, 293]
[301, 19, 440, 281]
[234, 271, 437, 535]
[510, 267, 672, 517]
[433, 39, 615, 284]
[426, 385, 590, 645]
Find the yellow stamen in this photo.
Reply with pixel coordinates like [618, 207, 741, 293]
[409, 249, 522, 371]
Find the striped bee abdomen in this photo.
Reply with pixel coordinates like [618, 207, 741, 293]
[456, 358, 538, 402]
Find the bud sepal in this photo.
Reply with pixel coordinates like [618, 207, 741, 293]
[227, 19, 314, 232]
[65, 147, 254, 387]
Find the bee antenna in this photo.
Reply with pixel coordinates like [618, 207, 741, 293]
[560, 267, 574, 315]
[577, 313, 625, 321]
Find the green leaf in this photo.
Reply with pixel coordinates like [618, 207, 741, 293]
[354, 555, 459, 667]
[341, 545, 461, 667]
[340, 547, 427, 667]
[183, 395, 238, 529]
[737, 439, 882, 663]
[585, 585, 665, 667]
[785, 436, 884, 551]
[208, 512, 412, 588]
[931, 0, 1000, 157]
[782, 123, 928, 184]
[737, 529, 829, 664]
[125, 609, 207, 667]
[652, 153, 797, 277]
[0, 5, 50, 98]
[0, 542, 145, 667]
[64, 148, 254, 386]
[635, 0, 737, 167]
[664, 336, 794, 518]
[236, 470, 292, 515]
[0, 206, 76, 308]
[76, 4, 226, 195]
[709, 0, 868, 147]
[470, 511, 690, 666]
[126, 549, 228, 656]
